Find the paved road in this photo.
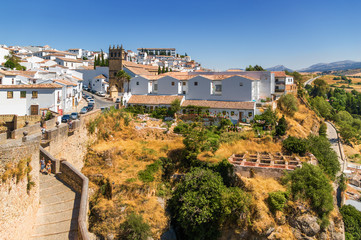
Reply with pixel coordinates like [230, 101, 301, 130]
[304, 76, 320, 86]
[84, 92, 115, 110]
[326, 121, 346, 173]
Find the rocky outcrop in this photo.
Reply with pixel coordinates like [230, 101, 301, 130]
[290, 215, 320, 237]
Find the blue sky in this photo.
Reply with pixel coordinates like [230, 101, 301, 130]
[1, 0, 361, 70]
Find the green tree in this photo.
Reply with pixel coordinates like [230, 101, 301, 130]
[101, 51, 105, 66]
[275, 115, 287, 136]
[254, 106, 278, 129]
[284, 163, 334, 227]
[340, 205, 361, 240]
[116, 70, 131, 93]
[318, 122, 327, 137]
[307, 135, 340, 179]
[268, 191, 289, 213]
[310, 96, 333, 119]
[283, 136, 307, 156]
[162, 66, 165, 73]
[158, 66, 161, 75]
[170, 99, 181, 116]
[311, 79, 329, 97]
[169, 168, 250, 240]
[119, 212, 152, 240]
[245, 65, 265, 71]
[278, 94, 298, 116]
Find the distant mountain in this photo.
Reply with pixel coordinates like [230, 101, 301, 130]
[266, 65, 293, 72]
[299, 60, 361, 72]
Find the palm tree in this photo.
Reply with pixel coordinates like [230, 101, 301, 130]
[116, 70, 131, 93]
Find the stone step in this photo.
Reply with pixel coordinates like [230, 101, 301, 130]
[40, 177, 64, 189]
[31, 228, 78, 240]
[35, 207, 80, 226]
[32, 218, 78, 236]
[37, 197, 81, 215]
[40, 183, 74, 197]
[40, 189, 78, 205]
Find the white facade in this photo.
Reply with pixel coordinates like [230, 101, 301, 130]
[76, 66, 108, 89]
[0, 85, 62, 115]
[0, 47, 10, 65]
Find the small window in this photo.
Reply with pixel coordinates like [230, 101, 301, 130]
[7, 91, 13, 99]
[32, 91, 38, 98]
[12, 79, 14, 84]
[182, 91, 186, 94]
[136, 82, 139, 85]
[183, 82, 186, 86]
[194, 81, 198, 86]
[248, 112, 253, 117]
[114, 72, 116, 76]
[215, 85, 222, 92]
[171, 82, 175, 86]
[20, 91, 26, 98]
[239, 82, 243, 86]
[231, 111, 235, 116]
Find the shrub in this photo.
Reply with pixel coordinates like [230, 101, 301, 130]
[310, 96, 333, 119]
[275, 115, 287, 136]
[340, 205, 361, 240]
[278, 94, 298, 116]
[318, 122, 327, 137]
[268, 191, 289, 213]
[307, 135, 340, 179]
[138, 160, 162, 183]
[119, 212, 152, 240]
[284, 163, 334, 227]
[169, 168, 250, 240]
[282, 136, 307, 156]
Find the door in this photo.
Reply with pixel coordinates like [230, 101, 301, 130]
[30, 105, 39, 115]
[239, 112, 244, 123]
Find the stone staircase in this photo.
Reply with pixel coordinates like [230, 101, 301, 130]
[31, 173, 81, 240]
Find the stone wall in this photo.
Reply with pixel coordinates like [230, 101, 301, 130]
[11, 123, 41, 140]
[0, 135, 41, 240]
[234, 164, 293, 179]
[0, 132, 7, 144]
[43, 109, 101, 170]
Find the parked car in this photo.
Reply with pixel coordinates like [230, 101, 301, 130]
[98, 92, 106, 97]
[87, 103, 94, 111]
[86, 97, 92, 102]
[70, 112, 79, 120]
[115, 98, 121, 103]
[89, 99, 95, 104]
[91, 89, 96, 94]
[83, 87, 89, 91]
[80, 107, 88, 114]
[61, 114, 71, 123]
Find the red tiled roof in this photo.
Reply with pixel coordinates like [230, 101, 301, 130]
[128, 95, 183, 105]
[272, 71, 287, 77]
[0, 83, 62, 89]
[182, 100, 255, 110]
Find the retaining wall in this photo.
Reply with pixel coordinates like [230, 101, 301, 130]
[0, 135, 41, 240]
[234, 164, 293, 179]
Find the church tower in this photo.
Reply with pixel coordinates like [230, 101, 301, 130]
[109, 44, 126, 92]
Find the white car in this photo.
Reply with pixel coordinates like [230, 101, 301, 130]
[86, 97, 92, 102]
[89, 99, 95, 104]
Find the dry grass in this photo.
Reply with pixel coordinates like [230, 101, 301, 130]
[83, 112, 184, 238]
[239, 176, 294, 237]
[281, 100, 321, 138]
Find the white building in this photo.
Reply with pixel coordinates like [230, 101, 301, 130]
[91, 74, 108, 93]
[55, 57, 86, 69]
[53, 79, 77, 112]
[272, 71, 297, 94]
[0, 47, 10, 65]
[126, 71, 283, 122]
[76, 66, 109, 89]
[0, 83, 62, 115]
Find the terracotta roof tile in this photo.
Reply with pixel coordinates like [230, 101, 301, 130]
[54, 79, 77, 86]
[0, 83, 62, 89]
[94, 74, 107, 79]
[128, 95, 183, 105]
[182, 100, 255, 110]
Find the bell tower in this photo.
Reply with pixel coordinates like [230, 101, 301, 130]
[109, 44, 126, 92]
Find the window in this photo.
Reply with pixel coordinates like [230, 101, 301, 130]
[20, 91, 26, 98]
[248, 112, 253, 117]
[0, 78, 2, 84]
[7, 91, 13, 98]
[183, 82, 186, 86]
[194, 81, 198, 86]
[171, 82, 175, 86]
[182, 91, 186, 94]
[32, 91, 38, 98]
[114, 72, 116, 76]
[136, 82, 139, 85]
[239, 82, 243, 86]
[222, 111, 226, 115]
[215, 85, 222, 92]
[154, 84, 158, 91]
[12, 79, 14, 84]
[110, 53, 113, 57]
[231, 111, 235, 116]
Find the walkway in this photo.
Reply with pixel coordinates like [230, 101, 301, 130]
[326, 121, 346, 173]
[31, 173, 80, 240]
[303, 76, 320, 86]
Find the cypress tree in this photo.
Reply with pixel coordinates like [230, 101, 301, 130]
[101, 51, 105, 66]
[162, 66, 165, 73]
[166, 67, 169, 72]
[158, 66, 161, 75]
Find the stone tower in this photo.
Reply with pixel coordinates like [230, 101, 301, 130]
[109, 44, 126, 92]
